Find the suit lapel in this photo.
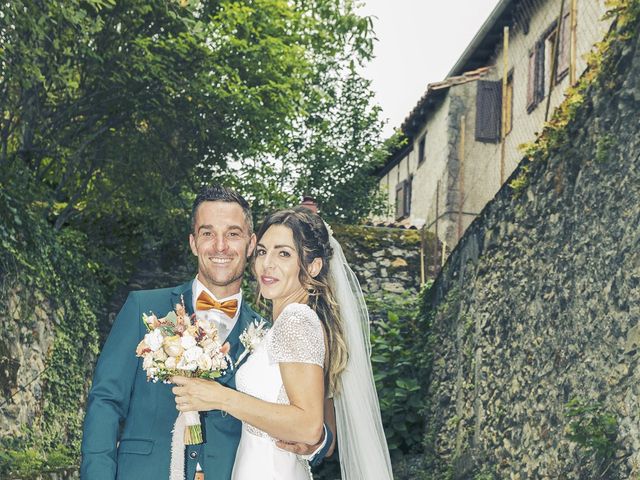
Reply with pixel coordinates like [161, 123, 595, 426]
[170, 280, 195, 318]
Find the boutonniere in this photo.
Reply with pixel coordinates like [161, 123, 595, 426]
[235, 319, 268, 365]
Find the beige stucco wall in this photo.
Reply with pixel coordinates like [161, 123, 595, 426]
[377, 0, 611, 251]
[499, 0, 611, 173]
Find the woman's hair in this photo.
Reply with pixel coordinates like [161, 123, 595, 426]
[254, 206, 348, 395]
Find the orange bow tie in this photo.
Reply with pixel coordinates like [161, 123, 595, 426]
[196, 291, 238, 318]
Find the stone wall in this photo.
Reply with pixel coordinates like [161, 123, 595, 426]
[0, 286, 59, 437]
[332, 224, 422, 298]
[422, 17, 640, 479]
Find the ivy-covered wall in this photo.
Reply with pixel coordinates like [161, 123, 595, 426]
[421, 4, 640, 478]
[0, 189, 103, 478]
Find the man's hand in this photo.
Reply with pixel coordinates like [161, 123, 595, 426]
[275, 429, 325, 456]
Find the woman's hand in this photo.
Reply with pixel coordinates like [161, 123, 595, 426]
[171, 376, 227, 412]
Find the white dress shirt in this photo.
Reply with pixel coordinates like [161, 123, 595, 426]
[192, 276, 242, 343]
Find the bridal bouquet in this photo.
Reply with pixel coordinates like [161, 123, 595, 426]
[136, 297, 231, 444]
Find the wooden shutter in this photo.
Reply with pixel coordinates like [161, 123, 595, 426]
[557, 12, 571, 79]
[527, 49, 536, 110]
[534, 40, 545, 103]
[403, 177, 412, 217]
[395, 182, 405, 220]
[475, 80, 502, 143]
[505, 74, 513, 135]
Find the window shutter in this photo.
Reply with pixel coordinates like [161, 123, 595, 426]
[403, 178, 412, 217]
[557, 12, 571, 79]
[395, 182, 405, 220]
[418, 135, 426, 164]
[527, 49, 536, 109]
[475, 80, 502, 143]
[534, 40, 545, 103]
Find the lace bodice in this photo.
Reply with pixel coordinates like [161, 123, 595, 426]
[267, 303, 325, 367]
[235, 303, 325, 438]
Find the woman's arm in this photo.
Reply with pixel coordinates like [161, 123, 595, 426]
[173, 361, 324, 445]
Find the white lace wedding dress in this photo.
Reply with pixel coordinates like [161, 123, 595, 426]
[232, 303, 324, 480]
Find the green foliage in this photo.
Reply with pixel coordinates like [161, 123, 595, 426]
[0, 183, 101, 475]
[0, 446, 75, 477]
[0, 449, 46, 477]
[368, 290, 430, 456]
[565, 397, 620, 475]
[508, 165, 530, 194]
[473, 469, 495, 480]
[595, 134, 616, 163]
[314, 287, 431, 479]
[201, 5, 390, 224]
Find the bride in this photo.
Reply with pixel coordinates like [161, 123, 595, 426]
[172, 206, 393, 479]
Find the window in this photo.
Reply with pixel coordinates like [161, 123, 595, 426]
[557, 12, 571, 81]
[395, 177, 412, 220]
[544, 27, 558, 90]
[527, 15, 571, 112]
[418, 135, 426, 165]
[475, 80, 502, 143]
[527, 40, 545, 111]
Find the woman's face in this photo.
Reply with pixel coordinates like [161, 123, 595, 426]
[255, 224, 306, 309]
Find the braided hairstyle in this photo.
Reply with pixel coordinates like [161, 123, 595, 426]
[254, 206, 348, 395]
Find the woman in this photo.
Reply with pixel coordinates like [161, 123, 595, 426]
[173, 207, 393, 479]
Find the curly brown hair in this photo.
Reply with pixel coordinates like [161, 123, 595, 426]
[254, 206, 348, 395]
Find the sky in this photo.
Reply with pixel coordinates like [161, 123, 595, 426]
[358, 0, 503, 137]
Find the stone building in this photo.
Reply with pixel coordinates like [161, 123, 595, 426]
[376, 0, 611, 250]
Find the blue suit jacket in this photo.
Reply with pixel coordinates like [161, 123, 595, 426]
[80, 280, 263, 480]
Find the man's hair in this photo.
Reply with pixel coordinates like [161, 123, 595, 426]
[191, 185, 253, 233]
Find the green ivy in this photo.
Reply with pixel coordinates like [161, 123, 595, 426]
[369, 290, 430, 456]
[565, 397, 620, 476]
[313, 286, 432, 479]
[0, 181, 104, 475]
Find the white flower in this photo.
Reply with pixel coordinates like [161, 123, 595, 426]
[143, 313, 158, 326]
[153, 348, 168, 361]
[197, 316, 217, 336]
[163, 335, 183, 357]
[197, 354, 213, 371]
[142, 355, 155, 370]
[144, 330, 164, 352]
[181, 334, 197, 350]
[177, 356, 198, 371]
[183, 345, 204, 364]
[239, 320, 268, 353]
[165, 356, 177, 369]
[203, 341, 219, 355]
[212, 355, 228, 371]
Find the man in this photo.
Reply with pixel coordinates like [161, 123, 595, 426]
[81, 185, 329, 480]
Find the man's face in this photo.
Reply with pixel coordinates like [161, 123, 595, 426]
[189, 201, 256, 298]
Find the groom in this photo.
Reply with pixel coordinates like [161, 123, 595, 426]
[81, 185, 329, 480]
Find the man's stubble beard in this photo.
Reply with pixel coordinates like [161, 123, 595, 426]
[199, 245, 250, 289]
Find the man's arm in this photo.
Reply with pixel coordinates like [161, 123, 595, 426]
[80, 292, 141, 480]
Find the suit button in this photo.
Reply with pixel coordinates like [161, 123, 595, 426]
[189, 451, 198, 459]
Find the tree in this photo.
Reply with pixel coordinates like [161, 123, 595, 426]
[1, 0, 360, 229]
[196, 0, 389, 223]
